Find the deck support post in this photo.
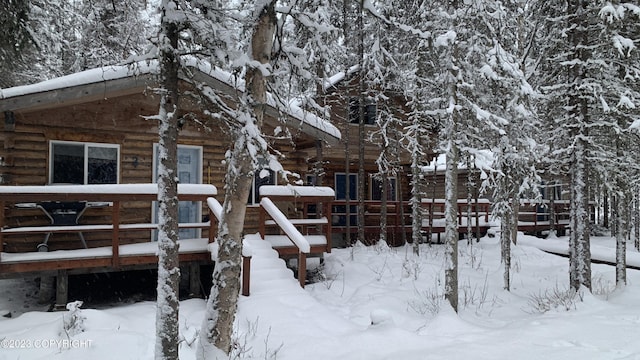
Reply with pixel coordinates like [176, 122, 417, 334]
[242, 255, 251, 296]
[112, 201, 120, 268]
[0, 200, 4, 260]
[54, 269, 68, 311]
[298, 252, 306, 288]
[189, 264, 201, 297]
[38, 275, 55, 304]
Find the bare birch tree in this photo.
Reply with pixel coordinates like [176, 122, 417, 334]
[155, 1, 181, 359]
[198, 1, 277, 357]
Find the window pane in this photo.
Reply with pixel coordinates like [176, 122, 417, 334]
[335, 173, 357, 200]
[365, 104, 376, 125]
[255, 169, 275, 202]
[88, 146, 118, 184]
[349, 97, 359, 124]
[52, 143, 84, 184]
[372, 177, 396, 201]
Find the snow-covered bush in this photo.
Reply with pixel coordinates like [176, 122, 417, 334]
[63, 300, 86, 336]
[526, 286, 584, 313]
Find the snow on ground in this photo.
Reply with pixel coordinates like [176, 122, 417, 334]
[2, 233, 640, 359]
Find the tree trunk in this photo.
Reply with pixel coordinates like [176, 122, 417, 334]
[567, 0, 591, 292]
[512, 198, 519, 245]
[466, 156, 473, 245]
[411, 148, 422, 255]
[428, 157, 437, 244]
[633, 191, 640, 251]
[615, 191, 627, 286]
[357, 0, 366, 245]
[444, 0, 460, 312]
[549, 181, 556, 236]
[569, 137, 591, 291]
[155, 2, 181, 359]
[380, 173, 388, 245]
[501, 208, 512, 291]
[198, 2, 276, 357]
[444, 138, 459, 312]
[603, 187, 609, 229]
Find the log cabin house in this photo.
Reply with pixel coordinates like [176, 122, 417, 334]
[0, 60, 340, 252]
[312, 68, 580, 244]
[313, 68, 490, 246]
[0, 60, 341, 305]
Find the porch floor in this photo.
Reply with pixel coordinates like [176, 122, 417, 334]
[0, 238, 213, 278]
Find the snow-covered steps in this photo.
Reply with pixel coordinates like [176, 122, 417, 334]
[242, 234, 302, 295]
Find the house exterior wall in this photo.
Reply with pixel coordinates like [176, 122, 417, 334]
[0, 91, 308, 252]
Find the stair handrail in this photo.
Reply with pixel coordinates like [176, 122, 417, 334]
[207, 196, 253, 295]
[260, 197, 310, 254]
[206, 197, 224, 223]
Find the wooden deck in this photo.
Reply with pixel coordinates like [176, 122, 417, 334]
[0, 238, 213, 277]
[0, 184, 219, 308]
[0, 184, 591, 307]
[330, 199, 581, 244]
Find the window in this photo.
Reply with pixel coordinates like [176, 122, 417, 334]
[305, 174, 318, 186]
[349, 97, 376, 125]
[335, 173, 358, 200]
[152, 144, 203, 240]
[50, 141, 119, 184]
[247, 169, 276, 205]
[333, 173, 358, 226]
[371, 176, 397, 201]
[539, 181, 563, 201]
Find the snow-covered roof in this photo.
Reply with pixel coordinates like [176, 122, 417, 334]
[0, 62, 158, 100]
[0, 59, 340, 143]
[322, 65, 360, 92]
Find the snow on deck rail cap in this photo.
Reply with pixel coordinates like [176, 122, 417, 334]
[0, 183, 217, 195]
[259, 185, 335, 198]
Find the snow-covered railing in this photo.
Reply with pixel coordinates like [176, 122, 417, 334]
[259, 196, 316, 288]
[260, 197, 310, 253]
[206, 197, 224, 223]
[0, 184, 218, 268]
[206, 196, 253, 296]
[257, 186, 334, 288]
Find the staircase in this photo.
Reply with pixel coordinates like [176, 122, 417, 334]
[242, 234, 304, 294]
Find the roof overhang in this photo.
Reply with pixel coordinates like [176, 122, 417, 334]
[0, 61, 340, 145]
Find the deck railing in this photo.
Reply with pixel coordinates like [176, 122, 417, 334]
[0, 184, 218, 269]
[329, 199, 587, 242]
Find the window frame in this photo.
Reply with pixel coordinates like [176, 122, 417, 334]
[151, 144, 204, 240]
[334, 172, 358, 200]
[247, 168, 277, 206]
[49, 140, 120, 185]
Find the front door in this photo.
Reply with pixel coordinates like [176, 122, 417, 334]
[153, 144, 203, 239]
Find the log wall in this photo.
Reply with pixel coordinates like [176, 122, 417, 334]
[0, 90, 309, 252]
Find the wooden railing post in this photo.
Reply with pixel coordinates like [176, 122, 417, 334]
[208, 207, 216, 243]
[298, 252, 306, 288]
[242, 255, 251, 296]
[259, 205, 266, 239]
[112, 201, 120, 268]
[324, 201, 332, 252]
[0, 200, 4, 260]
[485, 203, 489, 223]
[533, 203, 538, 233]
